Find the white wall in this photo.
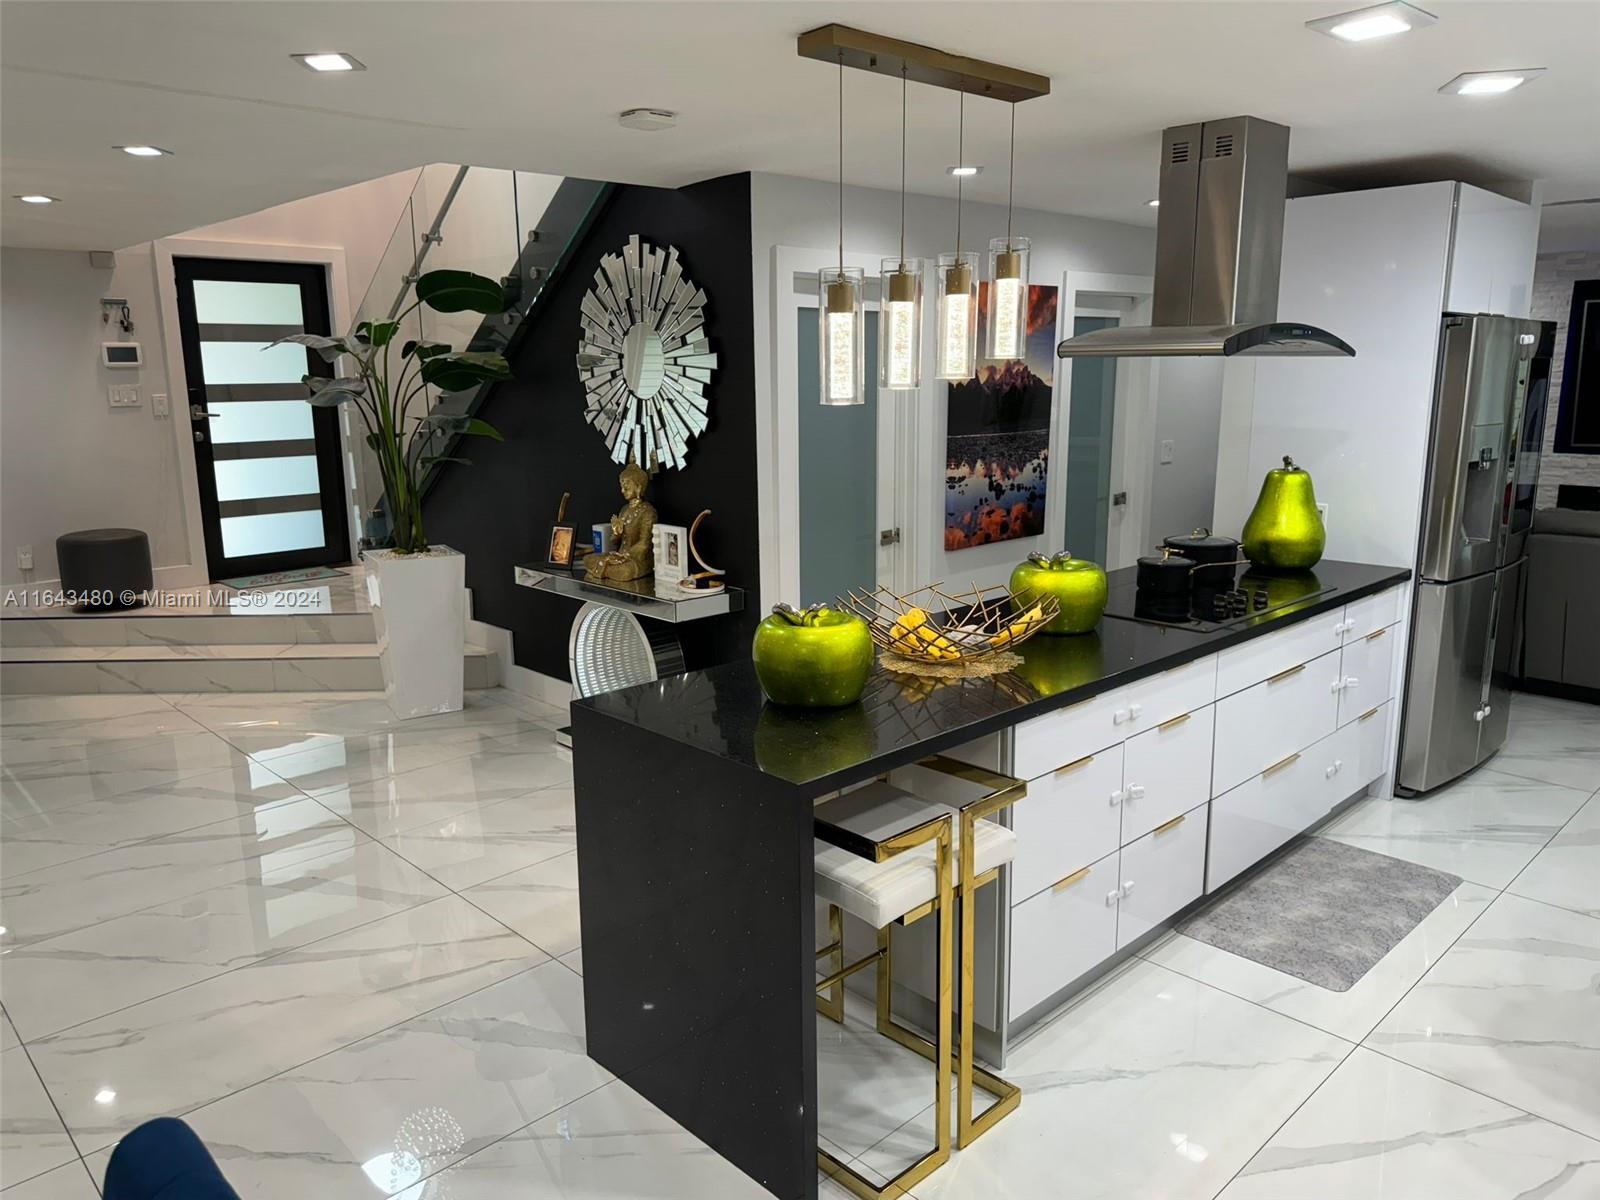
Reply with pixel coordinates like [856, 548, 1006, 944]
[1148, 358, 1224, 544]
[751, 172, 1154, 602]
[1531, 249, 1600, 508]
[1, 245, 187, 586]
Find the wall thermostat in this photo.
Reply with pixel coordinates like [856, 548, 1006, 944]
[101, 342, 142, 368]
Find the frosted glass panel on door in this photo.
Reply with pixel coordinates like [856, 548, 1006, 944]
[220, 511, 325, 558]
[193, 280, 305, 325]
[213, 456, 321, 501]
[1064, 316, 1117, 566]
[201, 341, 311, 386]
[208, 401, 314, 444]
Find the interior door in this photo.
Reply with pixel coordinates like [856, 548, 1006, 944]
[1063, 315, 1119, 565]
[174, 257, 351, 581]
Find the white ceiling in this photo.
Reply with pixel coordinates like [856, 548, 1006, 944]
[3, 1, 1598, 251]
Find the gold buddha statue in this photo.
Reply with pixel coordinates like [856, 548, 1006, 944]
[584, 461, 657, 582]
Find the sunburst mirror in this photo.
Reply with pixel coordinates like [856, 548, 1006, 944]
[576, 234, 717, 470]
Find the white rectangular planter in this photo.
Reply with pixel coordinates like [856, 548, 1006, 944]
[364, 546, 465, 719]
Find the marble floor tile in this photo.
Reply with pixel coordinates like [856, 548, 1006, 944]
[27, 894, 542, 1154]
[0, 1161, 100, 1200]
[308, 749, 557, 838]
[0, 614, 130, 648]
[1143, 876, 1498, 1042]
[854, 961, 1350, 1200]
[231, 727, 545, 798]
[90, 658, 277, 694]
[1494, 695, 1600, 792]
[107, 962, 611, 1200]
[270, 656, 381, 692]
[1366, 892, 1600, 1141]
[1, 839, 446, 1042]
[0, 796, 356, 948]
[462, 850, 580, 957]
[0, 692, 174, 728]
[1508, 792, 1600, 919]
[0, 733, 249, 817]
[1219, 1047, 1600, 1199]
[1, 1047, 79, 1188]
[1, 1008, 18, 1051]
[558, 947, 583, 976]
[1321, 768, 1592, 889]
[379, 785, 576, 891]
[0, 706, 209, 767]
[0, 764, 307, 878]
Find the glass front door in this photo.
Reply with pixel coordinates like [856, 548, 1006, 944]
[1063, 315, 1118, 565]
[174, 258, 351, 580]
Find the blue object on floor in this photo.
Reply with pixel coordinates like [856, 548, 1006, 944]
[103, 1118, 240, 1200]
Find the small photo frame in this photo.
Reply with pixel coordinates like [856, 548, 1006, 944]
[653, 524, 687, 584]
[547, 525, 576, 567]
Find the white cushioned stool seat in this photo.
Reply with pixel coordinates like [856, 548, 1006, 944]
[814, 781, 1018, 929]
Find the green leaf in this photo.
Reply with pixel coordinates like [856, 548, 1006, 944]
[365, 320, 401, 348]
[306, 375, 365, 394]
[418, 351, 512, 393]
[270, 332, 345, 351]
[308, 387, 362, 408]
[421, 455, 473, 468]
[462, 417, 504, 441]
[415, 269, 508, 315]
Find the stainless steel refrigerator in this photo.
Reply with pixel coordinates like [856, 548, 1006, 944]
[1398, 313, 1555, 794]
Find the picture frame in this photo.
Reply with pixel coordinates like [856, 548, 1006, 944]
[653, 523, 688, 584]
[547, 525, 576, 567]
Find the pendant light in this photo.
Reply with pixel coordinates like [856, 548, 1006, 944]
[879, 65, 923, 392]
[936, 91, 978, 381]
[987, 103, 1031, 361]
[819, 52, 865, 406]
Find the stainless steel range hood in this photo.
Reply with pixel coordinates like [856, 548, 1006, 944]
[1058, 116, 1354, 359]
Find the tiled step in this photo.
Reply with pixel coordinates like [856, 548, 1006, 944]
[0, 611, 377, 647]
[0, 644, 495, 694]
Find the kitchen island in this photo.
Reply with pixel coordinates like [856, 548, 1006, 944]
[571, 559, 1410, 1200]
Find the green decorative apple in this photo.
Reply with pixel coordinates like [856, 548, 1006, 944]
[1009, 552, 1108, 635]
[1242, 456, 1326, 570]
[751, 603, 874, 708]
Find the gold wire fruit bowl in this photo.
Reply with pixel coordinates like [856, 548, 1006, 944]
[837, 582, 1060, 664]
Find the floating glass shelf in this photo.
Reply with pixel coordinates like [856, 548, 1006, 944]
[512, 564, 744, 624]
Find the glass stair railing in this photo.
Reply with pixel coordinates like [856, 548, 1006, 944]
[347, 165, 611, 547]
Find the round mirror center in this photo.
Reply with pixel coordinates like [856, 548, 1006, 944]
[621, 323, 666, 399]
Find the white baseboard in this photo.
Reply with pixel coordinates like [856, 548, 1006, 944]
[465, 607, 570, 711]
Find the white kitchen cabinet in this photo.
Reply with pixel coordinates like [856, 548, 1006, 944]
[1008, 850, 1119, 1021]
[1215, 608, 1345, 697]
[1208, 741, 1330, 891]
[1342, 588, 1402, 641]
[1120, 705, 1215, 844]
[1337, 624, 1398, 726]
[1212, 648, 1342, 795]
[1008, 747, 1124, 905]
[1114, 803, 1209, 949]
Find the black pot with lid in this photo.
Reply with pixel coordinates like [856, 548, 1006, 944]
[1163, 528, 1241, 587]
[1136, 547, 1195, 597]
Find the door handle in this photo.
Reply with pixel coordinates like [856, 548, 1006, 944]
[1105, 889, 1121, 907]
[1120, 880, 1135, 897]
[1109, 789, 1124, 806]
[1126, 784, 1146, 800]
[189, 405, 221, 421]
[193, 429, 205, 443]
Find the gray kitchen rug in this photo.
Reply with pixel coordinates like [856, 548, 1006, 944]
[1178, 837, 1462, 992]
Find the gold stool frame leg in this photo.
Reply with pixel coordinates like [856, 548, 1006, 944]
[955, 808, 1022, 1148]
[816, 903, 845, 1023]
[815, 816, 954, 1200]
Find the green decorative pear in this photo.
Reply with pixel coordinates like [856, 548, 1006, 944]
[1242, 456, 1326, 570]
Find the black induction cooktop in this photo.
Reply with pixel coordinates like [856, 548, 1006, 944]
[1101, 565, 1339, 633]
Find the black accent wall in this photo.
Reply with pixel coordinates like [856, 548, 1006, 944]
[424, 172, 760, 681]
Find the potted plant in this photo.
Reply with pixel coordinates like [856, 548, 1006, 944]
[274, 269, 512, 718]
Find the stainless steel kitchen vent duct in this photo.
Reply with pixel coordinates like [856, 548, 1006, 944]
[1058, 116, 1354, 359]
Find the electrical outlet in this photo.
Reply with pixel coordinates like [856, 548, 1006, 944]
[17, 545, 33, 571]
[1317, 502, 1330, 528]
[151, 392, 169, 418]
[107, 384, 141, 408]
[1159, 439, 1175, 464]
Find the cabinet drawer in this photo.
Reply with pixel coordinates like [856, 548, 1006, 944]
[1216, 609, 1345, 698]
[1008, 850, 1119, 1021]
[1212, 648, 1341, 796]
[1010, 746, 1124, 904]
[1120, 705, 1215, 844]
[1338, 624, 1398, 725]
[1343, 586, 1403, 641]
[1207, 746, 1330, 892]
[1115, 804, 1208, 949]
[1339, 700, 1391, 799]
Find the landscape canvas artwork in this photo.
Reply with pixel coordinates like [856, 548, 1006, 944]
[945, 283, 1058, 550]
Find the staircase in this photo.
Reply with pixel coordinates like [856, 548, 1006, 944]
[0, 573, 494, 695]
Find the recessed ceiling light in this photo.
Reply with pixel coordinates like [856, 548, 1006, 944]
[1307, 1, 1436, 42]
[116, 145, 171, 157]
[617, 108, 677, 132]
[946, 165, 983, 177]
[94, 1088, 116, 1104]
[1439, 68, 1546, 95]
[1147, 199, 1161, 208]
[293, 52, 365, 73]
[16, 194, 58, 204]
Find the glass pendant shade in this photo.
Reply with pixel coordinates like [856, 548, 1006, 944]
[818, 266, 865, 405]
[878, 258, 923, 391]
[986, 236, 1031, 361]
[934, 251, 979, 381]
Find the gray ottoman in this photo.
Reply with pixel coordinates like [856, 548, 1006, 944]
[56, 528, 153, 610]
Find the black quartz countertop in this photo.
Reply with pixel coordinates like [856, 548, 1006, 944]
[574, 559, 1410, 795]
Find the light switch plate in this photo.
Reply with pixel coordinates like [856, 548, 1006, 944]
[108, 384, 141, 408]
[1159, 439, 1175, 464]
[151, 392, 169, 418]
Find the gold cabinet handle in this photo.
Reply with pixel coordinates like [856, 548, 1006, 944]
[1153, 813, 1187, 835]
[1266, 663, 1305, 685]
[1359, 705, 1382, 722]
[1052, 865, 1091, 892]
[1054, 754, 1093, 777]
[1157, 712, 1192, 732]
[1365, 627, 1387, 641]
[1262, 751, 1301, 779]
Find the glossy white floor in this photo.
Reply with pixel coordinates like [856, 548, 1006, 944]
[1, 688, 1596, 1198]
